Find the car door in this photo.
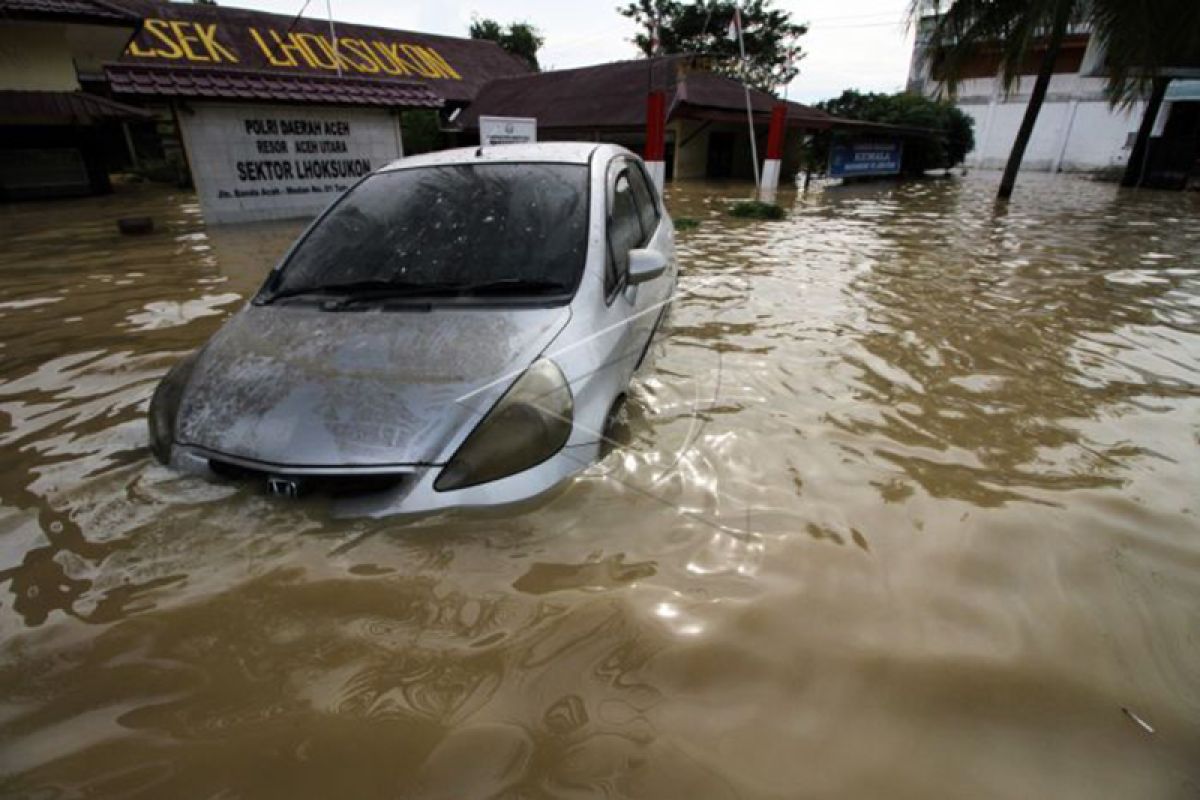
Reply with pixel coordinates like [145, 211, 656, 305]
[602, 160, 649, 384]
[619, 159, 674, 365]
[628, 158, 676, 343]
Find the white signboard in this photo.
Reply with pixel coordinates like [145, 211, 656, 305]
[479, 115, 537, 147]
[178, 103, 403, 224]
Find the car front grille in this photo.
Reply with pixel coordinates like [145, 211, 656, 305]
[208, 458, 410, 498]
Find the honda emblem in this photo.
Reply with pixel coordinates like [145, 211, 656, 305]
[267, 476, 301, 498]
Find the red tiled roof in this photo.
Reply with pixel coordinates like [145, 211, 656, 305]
[106, 64, 442, 108]
[0, 0, 137, 25]
[459, 57, 834, 131]
[0, 89, 153, 122]
[108, 0, 531, 103]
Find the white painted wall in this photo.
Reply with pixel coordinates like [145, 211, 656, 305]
[952, 73, 1144, 173]
[64, 22, 137, 74]
[0, 23, 80, 91]
[912, 28, 1150, 174]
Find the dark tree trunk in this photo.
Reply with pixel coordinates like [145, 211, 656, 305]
[1121, 76, 1170, 188]
[997, 1, 1073, 200]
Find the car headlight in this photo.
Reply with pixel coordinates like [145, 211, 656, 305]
[148, 353, 198, 464]
[435, 359, 574, 492]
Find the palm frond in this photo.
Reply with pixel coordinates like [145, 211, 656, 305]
[1089, 0, 1200, 107]
[913, 0, 1079, 98]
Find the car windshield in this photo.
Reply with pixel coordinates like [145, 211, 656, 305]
[266, 162, 590, 303]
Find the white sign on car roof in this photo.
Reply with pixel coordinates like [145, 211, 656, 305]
[479, 116, 537, 147]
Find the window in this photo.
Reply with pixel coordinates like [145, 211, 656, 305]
[271, 163, 590, 302]
[606, 169, 644, 295]
[626, 162, 660, 238]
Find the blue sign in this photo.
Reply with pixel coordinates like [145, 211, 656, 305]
[829, 140, 903, 178]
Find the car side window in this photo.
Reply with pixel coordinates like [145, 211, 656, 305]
[626, 163, 660, 239]
[606, 169, 644, 296]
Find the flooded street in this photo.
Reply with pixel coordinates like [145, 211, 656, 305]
[1, 174, 1199, 797]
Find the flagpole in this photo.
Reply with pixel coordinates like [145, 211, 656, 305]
[643, 7, 667, 191]
[326, 0, 341, 77]
[734, 6, 761, 191]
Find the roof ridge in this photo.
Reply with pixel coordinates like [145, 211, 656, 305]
[0, 0, 139, 23]
[114, 0, 516, 49]
[84, 0, 139, 21]
[484, 54, 690, 83]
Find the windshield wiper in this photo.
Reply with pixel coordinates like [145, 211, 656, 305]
[263, 278, 568, 309]
[330, 278, 567, 308]
[452, 278, 568, 294]
[262, 280, 455, 306]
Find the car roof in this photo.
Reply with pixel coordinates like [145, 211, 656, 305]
[380, 142, 629, 172]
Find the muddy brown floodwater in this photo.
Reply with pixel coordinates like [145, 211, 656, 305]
[0, 174, 1198, 799]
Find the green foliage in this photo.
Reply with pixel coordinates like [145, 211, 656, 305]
[469, 17, 544, 70]
[916, 0, 1078, 98]
[816, 89, 975, 175]
[400, 110, 443, 155]
[673, 216, 701, 230]
[1087, 0, 1200, 107]
[914, 0, 1199, 196]
[618, 0, 806, 92]
[728, 200, 784, 219]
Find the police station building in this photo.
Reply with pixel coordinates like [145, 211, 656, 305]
[3, 0, 901, 223]
[99, 0, 530, 222]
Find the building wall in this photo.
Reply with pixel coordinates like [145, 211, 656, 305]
[672, 119, 710, 179]
[0, 125, 112, 199]
[64, 22, 137, 75]
[911, 28, 1151, 174]
[952, 73, 1144, 173]
[0, 23, 80, 91]
[672, 119, 805, 183]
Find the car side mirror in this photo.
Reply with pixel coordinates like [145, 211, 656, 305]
[628, 248, 667, 285]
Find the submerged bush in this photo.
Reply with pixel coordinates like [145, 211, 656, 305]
[728, 200, 785, 220]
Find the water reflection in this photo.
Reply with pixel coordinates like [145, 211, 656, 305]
[1, 176, 1198, 797]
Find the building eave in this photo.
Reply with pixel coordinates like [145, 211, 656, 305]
[105, 63, 444, 109]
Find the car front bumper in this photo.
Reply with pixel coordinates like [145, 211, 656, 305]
[169, 440, 602, 518]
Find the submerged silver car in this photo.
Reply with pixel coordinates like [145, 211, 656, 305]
[149, 143, 677, 516]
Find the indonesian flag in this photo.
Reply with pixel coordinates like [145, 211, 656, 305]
[726, 7, 742, 41]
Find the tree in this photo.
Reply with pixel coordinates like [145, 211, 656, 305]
[916, 0, 1075, 200]
[916, 0, 1200, 198]
[618, 0, 806, 92]
[816, 90, 976, 176]
[399, 109, 443, 155]
[469, 17, 544, 71]
[1094, 0, 1200, 187]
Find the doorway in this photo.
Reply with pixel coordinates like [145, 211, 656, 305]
[1145, 101, 1200, 189]
[706, 131, 735, 178]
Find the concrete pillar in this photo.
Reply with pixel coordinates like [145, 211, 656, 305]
[1050, 99, 1079, 173]
[759, 102, 788, 201]
[644, 90, 666, 191]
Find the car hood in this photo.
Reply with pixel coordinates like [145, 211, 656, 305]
[176, 303, 571, 467]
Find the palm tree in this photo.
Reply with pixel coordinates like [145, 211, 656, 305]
[914, 0, 1200, 199]
[1093, 1, 1200, 187]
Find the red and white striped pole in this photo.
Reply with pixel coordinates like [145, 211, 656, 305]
[760, 101, 788, 201]
[644, 89, 667, 191]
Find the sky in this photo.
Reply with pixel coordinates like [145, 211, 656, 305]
[223, 0, 916, 105]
